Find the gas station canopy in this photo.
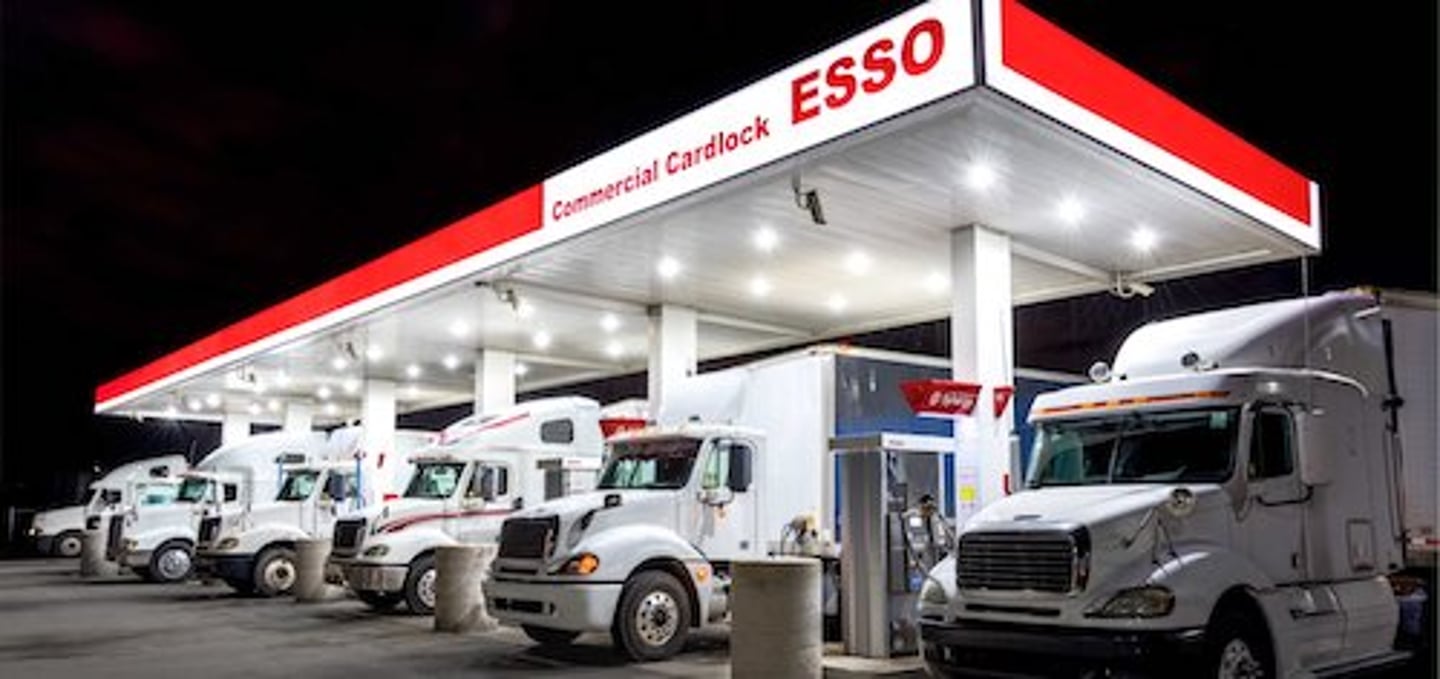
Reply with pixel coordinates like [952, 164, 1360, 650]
[94, 0, 1321, 424]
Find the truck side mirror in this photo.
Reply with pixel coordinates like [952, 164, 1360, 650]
[477, 468, 498, 502]
[1295, 410, 1331, 486]
[727, 445, 752, 492]
[325, 474, 350, 501]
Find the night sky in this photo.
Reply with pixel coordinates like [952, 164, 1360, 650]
[3, 2, 1435, 511]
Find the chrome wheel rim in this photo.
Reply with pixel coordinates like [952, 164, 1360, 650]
[263, 556, 296, 593]
[634, 590, 679, 647]
[58, 536, 83, 557]
[416, 567, 437, 610]
[1218, 637, 1263, 679]
[157, 547, 191, 581]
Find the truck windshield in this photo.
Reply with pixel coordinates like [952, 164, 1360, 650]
[598, 438, 702, 490]
[138, 483, 179, 506]
[1029, 407, 1239, 488]
[176, 477, 213, 503]
[405, 462, 467, 499]
[277, 470, 321, 501]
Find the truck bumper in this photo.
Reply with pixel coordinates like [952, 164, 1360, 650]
[485, 577, 623, 632]
[121, 548, 152, 570]
[343, 563, 408, 593]
[918, 618, 1206, 677]
[199, 554, 256, 584]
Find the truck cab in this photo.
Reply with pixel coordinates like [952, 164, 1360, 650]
[486, 423, 771, 661]
[28, 454, 186, 558]
[114, 432, 326, 583]
[331, 396, 604, 614]
[919, 292, 1433, 678]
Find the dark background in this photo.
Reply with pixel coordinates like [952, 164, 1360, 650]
[3, 1, 1435, 517]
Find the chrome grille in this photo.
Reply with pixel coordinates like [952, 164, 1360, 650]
[198, 517, 222, 546]
[498, 517, 556, 560]
[332, 519, 366, 554]
[956, 530, 1087, 594]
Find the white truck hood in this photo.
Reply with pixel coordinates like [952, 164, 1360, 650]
[514, 489, 680, 544]
[33, 505, 86, 536]
[969, 485, 1195, 529]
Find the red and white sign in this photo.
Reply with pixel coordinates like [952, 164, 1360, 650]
[992, 385, 1014, 417]
[901, 379, 982, 417]
[541, 0, 974, 237]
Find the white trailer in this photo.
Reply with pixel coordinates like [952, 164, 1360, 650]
[919, 291, 1437, 678]
[28, 454, 188, 557]
[330, 396, 605, 614]
[112, 431, 328, 583]
[485, 346, 1074, 660]
[195, 428, 435, 596]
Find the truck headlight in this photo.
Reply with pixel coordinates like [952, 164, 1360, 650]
[362, 545, 389, 558]
[553, 553, 600, 576]
[919, 577, 950, 607]
[216, 538, 239, 551]
[27, 526, 42, 537]
[1085, 586, 1174, 618]
[123, 538, 138, 550]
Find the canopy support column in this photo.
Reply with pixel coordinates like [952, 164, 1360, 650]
[284, 402, 314, 433]
[647, 304, 697, 416]
[951, 225, 1015, 519]
[221, 412, 252, 446]
[474, 349, 516, 415]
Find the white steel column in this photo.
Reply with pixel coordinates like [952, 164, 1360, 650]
[221, 412, 252, 446]
[647, 305, 698, 416]
[473, 349, 516, 415]
[361, 379, 397, 457]
[951, 225, 1015, 517]
[283, 402, 314, 433]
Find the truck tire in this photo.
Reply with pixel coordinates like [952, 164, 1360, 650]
[252, 546, 298, 597]
[523, 625, 581, 647]
[147, 541, 194, 583]
[53, 531, 84, 558]
[357, 590, 402, 611]
[402, 554, 437, 615]
[1206, 608, 1273, 679]
[611, 570, 692, 661]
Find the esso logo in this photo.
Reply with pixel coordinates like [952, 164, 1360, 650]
[927, 390, 972, 409]
[791, 17, 946, 125]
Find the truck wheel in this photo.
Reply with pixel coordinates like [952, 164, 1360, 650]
[403, 554, 437, 615]
[252, 546, 298, 597]
[611, 570, 691, 661]
[1206, 608, 1273, 679]
[148, 541, 194, 583]
[357, 590, 402, 611]
[523, 625, 581, 647]
[53, 531, 84, 558]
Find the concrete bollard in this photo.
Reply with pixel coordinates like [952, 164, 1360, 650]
[732, 557, 822, 679]
[293, 538, 334, 603]
[79, 529, 118, 578]
[433, 543, 497, 633]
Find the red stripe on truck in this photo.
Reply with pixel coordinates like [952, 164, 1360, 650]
[999, 0, 1312, 225]
[378, 508, 514, 533]
[95, 186, 545, 406]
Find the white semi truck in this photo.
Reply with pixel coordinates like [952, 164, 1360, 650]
[112, 431, 328, 583]
[29, 454, 188, 557]
[196, 428, 435, 596]
[330, 397, 605, 614]
[918, 291, 1437, 678]
[485, 347, 1074, 660]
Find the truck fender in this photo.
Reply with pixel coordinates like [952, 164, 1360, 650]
[233, 524, 309, 554]
[573, 525, 714, 626]
[1139, 545, 1274, 630]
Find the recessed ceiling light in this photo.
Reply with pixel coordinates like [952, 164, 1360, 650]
[204, 393, 221, 408]
[186, 398, 202, 412]
[605, 340, 624, 359]
[1056, 196, 1086, 226]
[514, 363, 530, 377]
[442, 354, 460, 371]
[365, 345, 385, 362]
[924, 271, 948, 294]
[516, 301, 537, 319]
[600, 313, 621, 333]
[163, 405, 179, 419]
[749, 276, 772, 298]
[448, 319, 471, 338]
[827, 294, 849, 313]
[266, 399, 280, 413]
[752, 226, 779, 253]
[246, 402, 262, 416]
[1130, 226, 1158, 252]
[405, 384, 420, 399]
[405, 363, 423, 379]
[330, 356, 349, 371]
[252, 382, 267, 395]
[275, 372, 292, 388]
[532, 330, 552, 350]
[844, 251, 872, 276]
[656, 256, 682, 280]
[342, 378, 360, 394]
[965, 162, 997, 191]
[316, 385, 333, 400]
[323, 403, 339, 416]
